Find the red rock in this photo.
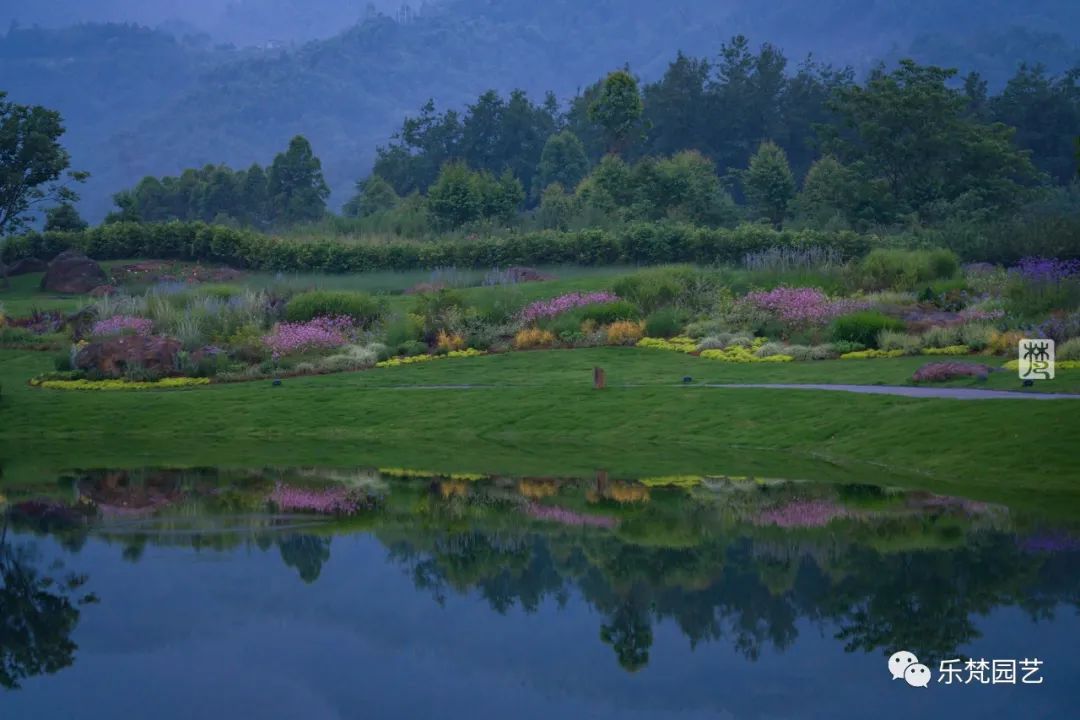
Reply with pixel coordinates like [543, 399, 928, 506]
[74, 335, 182, 378]
[40, 250, 108, 294]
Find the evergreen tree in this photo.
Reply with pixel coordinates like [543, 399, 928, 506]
[267, 135, 330, 226]
[43, 202, 87, 231]
[744, 141, 795, 227]
[588, 69, 644, 155]
[536, 131, 589, 194]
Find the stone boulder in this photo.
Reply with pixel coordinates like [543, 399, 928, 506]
[505, 266, 555, 283]
[40, 250, 108, 294]
[89, 284, 118, 297]
[7, 257, 48, 276]
[74, 335, 181, 378]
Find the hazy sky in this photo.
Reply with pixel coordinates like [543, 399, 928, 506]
[1, 0, 410, 45]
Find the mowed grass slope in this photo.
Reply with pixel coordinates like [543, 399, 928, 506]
[2, 348, 1079, 514]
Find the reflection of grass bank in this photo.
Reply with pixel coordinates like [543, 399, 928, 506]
[2, 348, 1080, 516]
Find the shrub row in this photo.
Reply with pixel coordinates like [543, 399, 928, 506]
[2, 221, 877, 272]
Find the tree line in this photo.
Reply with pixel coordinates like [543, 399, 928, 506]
[2, 36, 1079, 242]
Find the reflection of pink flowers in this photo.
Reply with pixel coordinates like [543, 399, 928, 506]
[91, 315, 153, 337]
[525, 502, 617, 528]
[743, 287, 868, 326]
[263, 316, 352, 356]
[754, 499, 846, 528]
[269, 483, 362, 515]
[519, 292, 619, 323]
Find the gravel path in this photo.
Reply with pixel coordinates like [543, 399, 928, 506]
[362, 383, 1079, 399]
[700, 383, 1080, 400]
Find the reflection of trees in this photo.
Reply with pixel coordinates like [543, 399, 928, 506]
[599, 593, 653, 672]
[0, 514, 93, 689]
[379, 520, 1080, 673]
[278, 534, 331, 583]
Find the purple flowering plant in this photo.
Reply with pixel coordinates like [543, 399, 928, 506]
[742, 287, 869, 327]
[262, 315, 353, 357]
[519, 292, 619, 323]
[90, 315, 154, 337]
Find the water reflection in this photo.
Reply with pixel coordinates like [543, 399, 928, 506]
[1, 466, 1079, 685]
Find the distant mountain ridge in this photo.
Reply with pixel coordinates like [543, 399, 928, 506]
[1, 0, 1078, 221]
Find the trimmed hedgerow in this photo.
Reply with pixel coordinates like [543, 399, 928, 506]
[2, 221, 875, 272]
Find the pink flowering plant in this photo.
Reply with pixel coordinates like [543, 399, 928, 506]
[519, 292, 620, 323]
[90, 315, 154, 337]
[742, 287, 869, 328]
[262, 315, 353, 357]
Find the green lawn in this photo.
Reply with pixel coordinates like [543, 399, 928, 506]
[2, 347, 1079, 516]
[0, 272, 88, 316]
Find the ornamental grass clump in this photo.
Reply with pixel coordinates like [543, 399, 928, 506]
[912, 362, 994, 383]
[605, 321, 645, 345]
[90, 315, 153, 337]
[513, 327, 557, 349]
[263, 316, 352, 357]
[518, 292, 619, 323]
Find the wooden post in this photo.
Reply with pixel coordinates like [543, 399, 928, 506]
[593, 366, 606, 389]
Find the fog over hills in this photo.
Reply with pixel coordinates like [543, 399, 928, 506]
[1, 0, 1078, 220]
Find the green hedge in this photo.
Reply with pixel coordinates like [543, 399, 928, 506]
[2, 220, 878, 272]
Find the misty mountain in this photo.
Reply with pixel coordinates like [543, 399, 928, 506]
[1, 0, 1078, 221]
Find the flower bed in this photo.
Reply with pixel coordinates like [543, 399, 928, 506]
[636, 336, 697, 353]
[921, 345, 971, 356]
[375, 348, 484, 368]
[700, 346, 793, 362]
[839, 349, 906, 359]
[33, 377, 211, 391]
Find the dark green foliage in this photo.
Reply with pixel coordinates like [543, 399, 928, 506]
[613, 266, 700, 313]
[0, 91, 85, 236]
[342, 176, 400, 218]
[744, 141, 795, 227]
[830, 312, 905, 348]
[858, 248, 960, 290]
[577, 152, 738, 226]
[535, 131, 589, 194]
[106, 151, 293, 229]
[374, 91, 557, 199]
[267, 135, 330, 226]
[576, 301, 642, 325]
[588, 70, 644, 154]
[644, 308, 685, 338]
[426, 162, 524, 229]
[825, 60, 1041, 224]
[285, 290, 383, 327]
[43, 203, 87, 232]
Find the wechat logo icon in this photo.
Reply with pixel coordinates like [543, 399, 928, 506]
[889, 651, 930, 687]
